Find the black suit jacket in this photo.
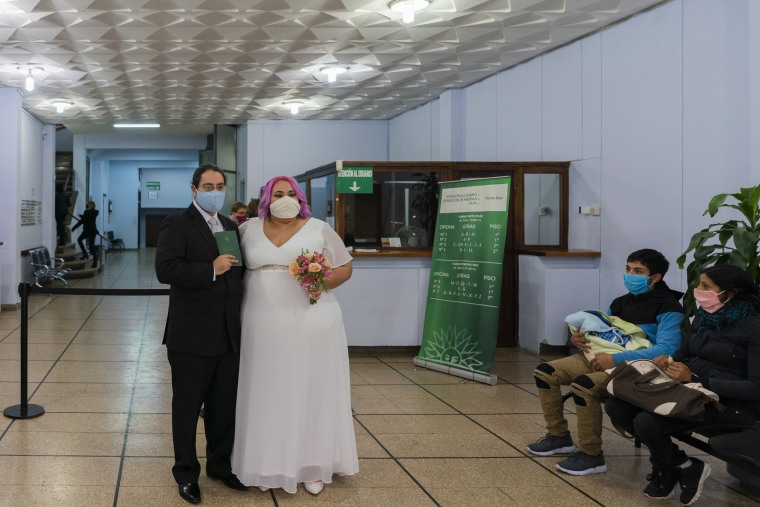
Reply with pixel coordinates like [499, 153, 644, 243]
[155, 204, 244, 356]
[71, 208, 99, 234]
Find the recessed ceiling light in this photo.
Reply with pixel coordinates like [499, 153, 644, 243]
[389, 0, 430, 24]
[321, 67, 348, 83]
[113, 123, 161, 128]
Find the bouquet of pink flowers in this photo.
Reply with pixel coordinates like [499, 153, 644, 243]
[289, 250, 333, 304]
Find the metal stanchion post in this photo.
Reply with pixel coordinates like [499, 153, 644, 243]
[4, 282, 44, 419]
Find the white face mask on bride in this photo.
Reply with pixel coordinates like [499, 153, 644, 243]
[269, 195, 301, 219]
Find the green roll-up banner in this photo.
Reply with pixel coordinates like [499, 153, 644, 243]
[414, 176, 511, 385]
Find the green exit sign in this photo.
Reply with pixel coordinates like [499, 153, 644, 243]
[146, 182, 160, 190]
[337, 166, 373, 194]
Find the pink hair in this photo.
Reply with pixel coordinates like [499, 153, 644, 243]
[257, 176, 312, 219]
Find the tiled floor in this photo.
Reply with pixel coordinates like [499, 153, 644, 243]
[0, 249, 758, 506]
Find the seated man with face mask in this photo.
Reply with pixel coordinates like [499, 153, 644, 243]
[527, 249, 684, 476]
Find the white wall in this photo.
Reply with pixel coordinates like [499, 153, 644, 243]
[19, 113, 46, 252]
[243, 120, 388, 192]
[519, 255, 601, 353]
[464, 78, 498, 161]
[682, 0, 753, 252]
[752, 2, 760, 184]
[0, 89, 55, 306]
[140, 167, 196, 209]
[389, 104, 432, 161]
[387, 0, 759, 349]
[496, 58, 542, 160]
[336, 258, 430, 346]
[0, 91, 24, 305]
[599, 0, 685, 305]
[107, 161, 139, 249]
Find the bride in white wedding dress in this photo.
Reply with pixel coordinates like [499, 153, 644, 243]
[232, 176, 358, 495]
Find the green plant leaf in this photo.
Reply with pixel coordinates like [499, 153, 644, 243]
[706, 193, 728, 216]
[694, 244, 727, 259]
[681, 231, 716, 256]
[726, 249, 748, 267]
[717, 228, 733, 246]
[750, 184, 760, 227]
[733, 227, 760, 262]
[736, 201, 755, 223]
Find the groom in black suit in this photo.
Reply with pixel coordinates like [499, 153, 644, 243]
[155, 164, 247, 504]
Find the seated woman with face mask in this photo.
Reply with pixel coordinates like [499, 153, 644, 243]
[605, 264, 760, 506]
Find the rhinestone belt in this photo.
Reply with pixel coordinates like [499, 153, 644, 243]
[250, 264, 289, 272]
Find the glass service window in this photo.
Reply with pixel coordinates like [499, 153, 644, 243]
[342, 171, 439, 248]
[309, 174, 336, 229]
[522, 173, 561, 246]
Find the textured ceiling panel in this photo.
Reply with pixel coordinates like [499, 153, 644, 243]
[0, 0, 666, 125]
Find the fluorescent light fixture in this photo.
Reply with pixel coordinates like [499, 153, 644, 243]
[52, 101, 72, 113]
[283, 101, 304, 115]
[113, 123, 161, 128]
[389, 0, 430, 23]
[18, 66, 44, 92]
[321, 67, 348, 83]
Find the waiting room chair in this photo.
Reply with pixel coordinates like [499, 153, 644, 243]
[107, 231, 125, 251]
[30, 247, 69, 287]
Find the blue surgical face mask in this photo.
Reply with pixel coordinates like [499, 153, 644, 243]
[195, 189, 226, 213]
[623, 272, 652, 295]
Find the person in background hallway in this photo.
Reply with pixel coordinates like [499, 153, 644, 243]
[527, 249, 684, 475]
[232, 176, 358, 495]
[155, 163, 247, 504]
[247, 197, 260, 219]
[71, 200, 99, 268]
[229, 201, 248, 226]
[605, 264, 760, 506]
[55, 184, 70, 246]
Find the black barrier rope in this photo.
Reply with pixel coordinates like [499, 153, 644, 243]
[3, 282, 170, 420]
[27, 287, 170, 296]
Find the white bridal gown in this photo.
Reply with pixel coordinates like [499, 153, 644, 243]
[232, 218, 358, 493]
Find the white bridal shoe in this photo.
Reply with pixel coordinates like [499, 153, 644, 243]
[258, 486, 269, 492]
[304, 480, 324, 495]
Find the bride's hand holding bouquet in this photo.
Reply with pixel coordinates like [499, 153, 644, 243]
[288, 250, 333, 304]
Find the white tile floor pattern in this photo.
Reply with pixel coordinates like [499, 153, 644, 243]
[0, 249, 757, 506]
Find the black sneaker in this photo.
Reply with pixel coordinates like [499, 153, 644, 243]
[556, 451, 608, 475]
[677, 458, 711, 505]
[526, 433, 576, 456]
[643, 468, 678, 499]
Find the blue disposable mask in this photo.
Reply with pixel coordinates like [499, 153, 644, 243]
[195, 189, 226, 213]
[623, 273, 652, 295]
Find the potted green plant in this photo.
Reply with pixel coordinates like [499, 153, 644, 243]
[677, 184, 760, 329]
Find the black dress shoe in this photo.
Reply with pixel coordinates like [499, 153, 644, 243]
[178, 482, 201, 504]
[207, 472, 249, 491]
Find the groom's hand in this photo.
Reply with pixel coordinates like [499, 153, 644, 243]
[213, 254, 238, 276]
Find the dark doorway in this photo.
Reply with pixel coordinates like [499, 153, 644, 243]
[146, 215, 168, 247]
